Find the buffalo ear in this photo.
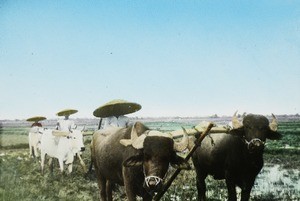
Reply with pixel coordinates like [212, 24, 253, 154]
[229, 127, 244, 137]
[267, 130, 282, 140]
[170, 153, 191, 170]
[123, 154, 143, 167]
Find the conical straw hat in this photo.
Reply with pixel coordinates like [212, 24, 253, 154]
[56, 109, 78, 117]
[93, 99, 141, 118]
[26, 116, 46, 122]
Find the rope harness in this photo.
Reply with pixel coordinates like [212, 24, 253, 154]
[243, 138, 265, 151]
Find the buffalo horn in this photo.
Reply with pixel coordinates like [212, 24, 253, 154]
[119, 123, 139, 147]
[232, 110, 242, 129]
[130, 123, 139, 141]
[173, 127, 189, 152]
[269, 113, 278, 131]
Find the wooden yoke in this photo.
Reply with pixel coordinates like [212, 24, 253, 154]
[154, 122, 214, 201]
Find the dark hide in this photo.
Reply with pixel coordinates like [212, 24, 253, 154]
[92, 122, 190, 201]
[192, 114, 282, 201]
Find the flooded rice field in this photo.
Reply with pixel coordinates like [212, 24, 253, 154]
[252, 164, 300, 200]
[0, 116, 299, 200]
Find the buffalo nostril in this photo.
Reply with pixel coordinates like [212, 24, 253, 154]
[148, 179, 158, 187]
[255, 142, 264, 147]
[81, 147, 85, 151]
[145, 176, 162, 188]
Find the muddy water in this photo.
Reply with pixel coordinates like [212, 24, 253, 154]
[252, 164, 300, 199]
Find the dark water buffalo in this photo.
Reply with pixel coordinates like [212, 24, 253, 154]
[92, 122, 190, 201]
[192, 113, 282, 201]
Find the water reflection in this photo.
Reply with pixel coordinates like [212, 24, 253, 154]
[253, 164, 300, 199]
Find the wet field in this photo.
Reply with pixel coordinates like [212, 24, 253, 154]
[0, 117, 299, 200]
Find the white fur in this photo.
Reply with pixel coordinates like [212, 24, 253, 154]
[40, 129, 84, 174]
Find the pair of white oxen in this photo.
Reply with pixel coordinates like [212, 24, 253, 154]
[28, 126, 86, 174]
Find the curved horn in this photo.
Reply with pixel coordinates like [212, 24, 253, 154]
[232, 110, 242, 129]
[173, 127, 189, 152]
[130, 123, 139, 141]
[269, 113, 278, 131]
[120, 122, 140, 147]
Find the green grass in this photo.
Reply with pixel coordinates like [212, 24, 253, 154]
[1, 149, 298, 201]
[0, 134, 28, 149]
[0, 120, 299, 200]
[0, 149, 99, 201]
[0, 127, 29, 135]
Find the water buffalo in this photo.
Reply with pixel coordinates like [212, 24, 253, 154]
[192, 112, 282, 201]
[92, 122, 190, 201]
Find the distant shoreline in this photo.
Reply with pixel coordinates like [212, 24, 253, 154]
[1, 115, 299, 128]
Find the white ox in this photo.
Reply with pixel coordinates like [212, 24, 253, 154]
[28, 126, 43, 158]
[40, 129, 86, 174]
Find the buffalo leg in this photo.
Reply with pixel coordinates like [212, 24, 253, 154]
[225, 178, 237, 201]
[124, 182, 136, 201]
[106, 180, 112, 201]
[241, 180, 254, 201]
[196, 175, 207, 201]
[194, 166, 207, 201]
[241, 189, 251, 201]
[97, 175, 107, 201]
[123, 169, 136, 201]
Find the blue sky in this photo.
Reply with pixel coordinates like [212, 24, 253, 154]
[1, 1, 299, 120]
